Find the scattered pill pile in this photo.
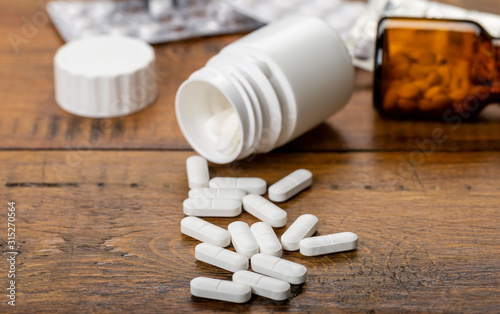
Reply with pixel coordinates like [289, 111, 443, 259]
[181, 155, 359, 303]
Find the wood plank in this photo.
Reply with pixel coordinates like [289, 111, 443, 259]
[1, 151, 498, 312]
[2, 1, 500, 151]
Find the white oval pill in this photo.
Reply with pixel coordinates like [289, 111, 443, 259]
[180, 216, 230, 247]
[233, 270, 290, 301]
[189, 188, 247, 200]
[242, 194, 287, 228]
[228, 221, 259, 258]
[250, 222, 282, 257]
[299, 232, 358, 256]
[281, 214, 318, 251]
[251, 253, 307, 285]
[138, 23, 162, 41]
[190, 277, 251, 303]
[268, 169, 313, 202]
[148, 0, 173, 19]
[216, 112, 241, 155]
[183, 198, 242, 217]
[195, 243, 248, 272]
[206, 109, 231, 139]
[210, 177, 267, 195]
[186, 155, 210, 189]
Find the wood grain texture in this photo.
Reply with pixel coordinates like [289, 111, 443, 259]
[1, 0, 500, 312]
[1, 0, 500, 151]
[1, 151, 499, 312]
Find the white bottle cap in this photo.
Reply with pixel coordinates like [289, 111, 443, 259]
[54, 36, 157, 118]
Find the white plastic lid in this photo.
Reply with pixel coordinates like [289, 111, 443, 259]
[54, 35, 157, 118]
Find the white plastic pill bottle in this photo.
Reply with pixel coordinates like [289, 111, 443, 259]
[176, 16, 354, 164]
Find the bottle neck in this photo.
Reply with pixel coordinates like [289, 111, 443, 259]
[176, 60, 284, 164]
[175, 67, 250, 164]
[207, 55, 286, 154]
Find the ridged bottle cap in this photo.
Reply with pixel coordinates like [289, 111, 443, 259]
[54, 35, 157, 118]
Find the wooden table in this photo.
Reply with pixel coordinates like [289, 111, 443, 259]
[1, 0, 499, 312]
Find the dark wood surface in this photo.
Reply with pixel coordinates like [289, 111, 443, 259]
[0, 0, 499, 312]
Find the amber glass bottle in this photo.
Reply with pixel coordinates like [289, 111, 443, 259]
[374, 17, 500, 120]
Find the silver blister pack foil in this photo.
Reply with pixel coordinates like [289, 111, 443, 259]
[223, 0, 367, 40]
[47, 0, 263, 43]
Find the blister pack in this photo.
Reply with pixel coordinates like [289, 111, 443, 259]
[46, 0, 263, 43]
[345, 0, 500, 71]
[222, 0, 367, 40]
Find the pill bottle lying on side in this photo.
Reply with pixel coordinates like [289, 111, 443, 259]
[176, 16, 354, 164]
[374, 17, 500, 120]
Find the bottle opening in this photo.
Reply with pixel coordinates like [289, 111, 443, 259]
[176, 79, 243, 164]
